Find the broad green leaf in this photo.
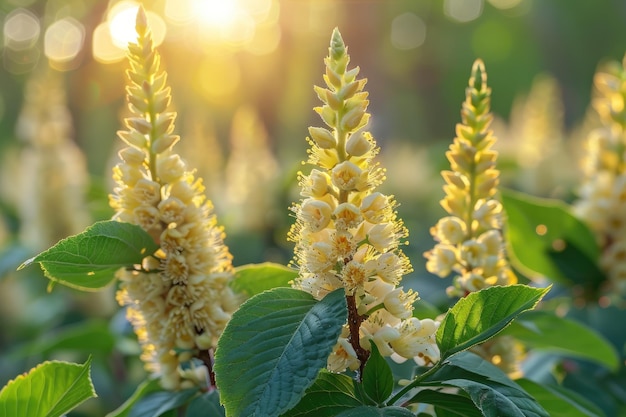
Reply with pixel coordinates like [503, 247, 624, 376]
[423, 353, 548, 417]
[515, 379, 606, 417]
[185, 391, 225, 417]
[442, 379, 545, 417]
[436, 285, 549, 359]
[105, 378, 162, 417]
[281, 371, 364, 417]
[128, 388, 199, 417]
[336, 406, 415, 416]
[408, 390, 482, 417]
[214, 288, 348, 417]
[18, 221, 159, 290]
[503, 311, 619, 371]
[12, 320, 115, 358]
[501, 189, 603, 287]
[230, 262, 298, 298]
[362, 343, 393, 405]
[0, 357, 96, 417]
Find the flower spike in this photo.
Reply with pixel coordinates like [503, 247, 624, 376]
[289, 28, 439, 374]
[109, 7, 239, 390]
[425, 59, 516, 298]
[575, 53, 626, 295]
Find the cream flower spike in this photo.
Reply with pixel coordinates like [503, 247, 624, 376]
[109, 7, 239, 390]
[575, 54, 626, 294]
[424, 59, 517, 298]
[289, 28, 439, 374]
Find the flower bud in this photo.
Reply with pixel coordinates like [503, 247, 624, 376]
[308, 126, 337, 149]
[126, 117, 153, 134]
[158, 154, 186, 183]
[119, 146, 146, 166]
[118, 130, 148, 148]
[346, 131, 372, 157]
[368, 223, 397, 253]
[152, 134, 180, 154]
[360, 192, 389, 224]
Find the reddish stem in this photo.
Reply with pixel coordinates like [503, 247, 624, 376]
[346, 293, 369, 380]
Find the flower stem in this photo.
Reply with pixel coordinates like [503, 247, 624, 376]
[346, 293, 369, 380]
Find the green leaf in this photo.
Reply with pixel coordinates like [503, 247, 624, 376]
[0, 357, 96, 417]
[214, 288, 348, 417]
[503, 311, 619, 371]
[436, 285, 549, 360]
[11, 320, 115, 358]
[230, 262, 298, 298]
[281, 371, 364, 417]
[501, 189, 604, 287]
[185, 391, 225, 417]
[105, 378, 162, 417]
[515, 379, 606, 417]
[408, 390, 482, 417]
[362, 343, 393, 405]
[442, 379, 543, 417]
[423, 353, 548, 417]
[336, 406, 415, 416]
[128, 388, 199, 417]
[18, 221, 159, 290]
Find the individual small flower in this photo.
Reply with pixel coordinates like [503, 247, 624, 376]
[110, 7, 239, 390]
[575, 54, 626, 295]
[289, 28, 439, 374]
[424, 59, 516, 297]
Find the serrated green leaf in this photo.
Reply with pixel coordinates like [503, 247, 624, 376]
[185, 391, 225, 417]
[0, 357, 96, 417]
[503, 311, 619, 371]
[18, 221, 159, 290]
[408, 390, 482, 417]
[501, 189, 604, 287]
[335, 406, 415, 416]
[105, 378, 162, 417]
[515, 379, 606, 417]
[230, 262, 298, 298]
[128, 388, 199, 417]
[214, 288, 348, 417]
[436, 285, 549, 360]
[362, 343, 393, 405]
[281, 371, 364, 417]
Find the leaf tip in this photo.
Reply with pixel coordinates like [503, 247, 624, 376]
[16, 257, 35, 271]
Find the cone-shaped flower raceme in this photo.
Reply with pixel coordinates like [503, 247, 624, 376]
[424, 60, 521, 376]
[425, 59, 517, 298]
[289, 28, 439, 374]
[575, 54, 626, 295]
[109, 8, 239, 390]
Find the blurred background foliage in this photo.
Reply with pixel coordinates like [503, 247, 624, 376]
[0, 0, 625, 416]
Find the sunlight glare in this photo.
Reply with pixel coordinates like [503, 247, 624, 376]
[44, 17, 85, 66]
[4, 8, 40, 50]
[108, 2, 140, 48]
[108, 2, 166, 49]
[194, 0, 239, 29]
